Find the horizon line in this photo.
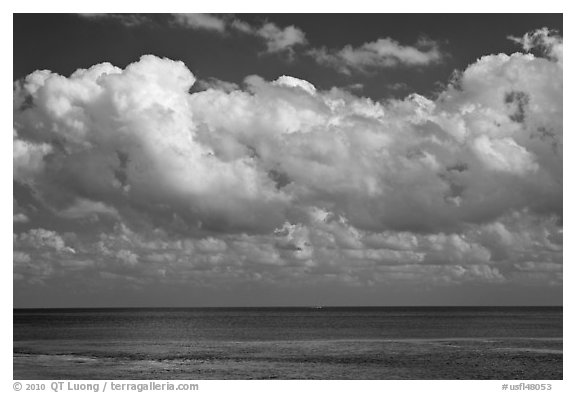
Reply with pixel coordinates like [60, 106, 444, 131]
[13, 305, 563, 310]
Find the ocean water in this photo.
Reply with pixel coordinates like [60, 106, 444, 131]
[14, 307, 563, 380]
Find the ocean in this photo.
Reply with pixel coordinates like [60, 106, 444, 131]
[13, 307, 562, 380]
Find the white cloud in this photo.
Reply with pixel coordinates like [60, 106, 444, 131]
[230, 19, 253, 34]
[256, 23, 307, 54]
[116, 249, 139, 267]
[310, 37, 443, 74]
[170, 14, 306, 55]
[508, 27, 563, 64]
[13, 136, 52, 182]
[13, 32, 562, 291]
[195, 77, 240, 93]
[81, 14, 308, 58]
[272, 75, 317, 95]
[171, 13, 227, 33]
[15, 228, 68, 252]
[14, 55, 290, 234]
[14, 51, 561, 235]
[79, 13, 150, 27]
[471, 135, 539, 175]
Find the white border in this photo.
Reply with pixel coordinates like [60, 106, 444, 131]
[3, 2, 572, 391]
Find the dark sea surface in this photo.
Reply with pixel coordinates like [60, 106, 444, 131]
[14, 307, 563, 380]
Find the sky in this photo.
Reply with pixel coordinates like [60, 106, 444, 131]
[13, 13, 563, 307]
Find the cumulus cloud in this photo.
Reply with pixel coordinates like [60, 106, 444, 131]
[272, 75, 317, 95]
[15, 228, 75, 253]
[14, 55, 289, 234]
[309, 37, 443, 74]
[195, 77, 240, 93]
[13, 130, 52, 181]
[508, 27, 563, 64]
[13, 29, 562, 292]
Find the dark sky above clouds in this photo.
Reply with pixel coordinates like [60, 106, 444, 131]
[13, 14, 563, 307]
[14, 14, 562, 99]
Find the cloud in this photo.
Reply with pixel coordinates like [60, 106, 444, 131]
[58, 198, 119, 220]
[15, 228, 73, 253]
[508, 27, 563, 64]
[13, 31, 562, 293]
[171, 14, 306, 55]
[115, 249, 139, 267]
[310, 37, 443, 74]
[171, 13, 226, 33]
[195, 77, 240, 93]
[78, 13, 307, 56]
[255, 23, 307, 54]
[13, 198, 30, 223]
[272, 75, 317, 95]
[13, 130, 52, 182]
[471, 135, 539, 175]
[230, 19, 253, 34]
[79, 13, 150, 27]
[14, 55, 289, 234]
[13, 213, 29, 223]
